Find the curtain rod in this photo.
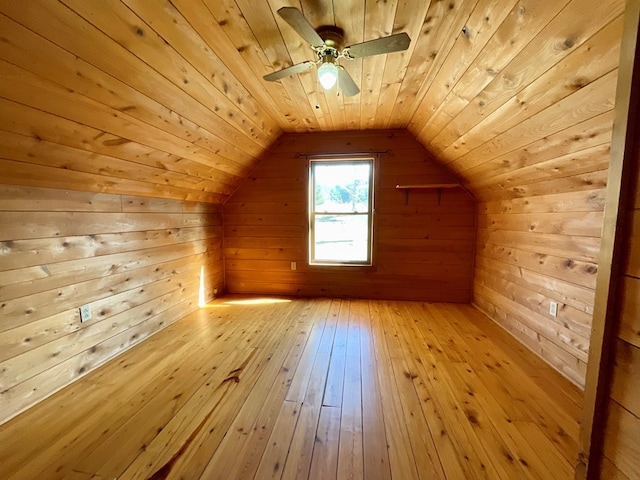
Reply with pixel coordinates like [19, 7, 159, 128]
[294, 150, 392, 158]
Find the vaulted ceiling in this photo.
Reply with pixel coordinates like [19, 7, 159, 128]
[0, 0, 625, 203]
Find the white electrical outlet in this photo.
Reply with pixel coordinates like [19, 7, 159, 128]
[80, 305, 92, 323]
[549, 301, 558, 317]
[291, 261, 297, 270]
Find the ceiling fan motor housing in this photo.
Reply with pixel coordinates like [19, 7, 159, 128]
[316, 25, 345, 50]
[314, 25, 346, 62]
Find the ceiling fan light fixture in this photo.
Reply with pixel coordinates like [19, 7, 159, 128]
[264, 7, 412, 98]
[317, 61, 338, 90]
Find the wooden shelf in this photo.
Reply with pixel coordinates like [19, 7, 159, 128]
[395, 183, 461, 205]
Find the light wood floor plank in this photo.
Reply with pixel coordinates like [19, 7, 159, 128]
[174, 298, 307, 480]
[337, 301, 364, 480]
[0, 297, 581, 480]
[407, 304, 502, 479]
[368, 300, 421, 480]
[389, 302, 468, 480]
[323, 300, 349, 408]
[383, 301, 447, 479]
[440, 304, 581, 464]
[281, 299, 341, 480]
[309, 405, 341, 480]
[357, 299, 392, 480]
[74, 309, 259, 479]
[415, 304, 529, 479]
[200, 298, 328, 480]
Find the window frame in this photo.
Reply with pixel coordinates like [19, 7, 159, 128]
[308, 156, 375, 266]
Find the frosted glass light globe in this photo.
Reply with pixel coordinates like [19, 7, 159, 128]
[317, 62, 338, 89]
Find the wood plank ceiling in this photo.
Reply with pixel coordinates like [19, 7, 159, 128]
[0, 0, 624, 203]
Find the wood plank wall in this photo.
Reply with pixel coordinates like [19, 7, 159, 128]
[223, 130, 476, 302]
[461, 10, 626, 389]
[0, 185, 223, 426]
[472, 187, 606, 388]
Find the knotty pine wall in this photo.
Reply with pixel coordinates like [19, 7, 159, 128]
[0, 185, 223, 425]
[472, 176, 609, 389]
[224, 130, 476, 302]
[472, 183, 606, 388]
[467, 29, 621, 388]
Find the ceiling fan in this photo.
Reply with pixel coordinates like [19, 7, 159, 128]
[264, 7, 411, 97]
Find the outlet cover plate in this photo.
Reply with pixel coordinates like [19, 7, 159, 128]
[549, 301, 558, 317]
[80, 305, 92, 323]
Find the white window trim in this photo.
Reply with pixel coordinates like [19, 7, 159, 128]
[308, 156, 375, 266]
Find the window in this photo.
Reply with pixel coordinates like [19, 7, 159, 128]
[309, 157, 374, 265]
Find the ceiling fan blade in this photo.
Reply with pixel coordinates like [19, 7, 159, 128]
[345, 32, 411, 59]
[277, 7, 325, 48]
[263, 61, 315, 82]
[337, 66, 360, 97]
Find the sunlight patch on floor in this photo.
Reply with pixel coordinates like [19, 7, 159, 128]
[223, 298, 292, 306]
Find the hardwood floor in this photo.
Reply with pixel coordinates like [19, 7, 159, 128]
[0, 297, 583, 480]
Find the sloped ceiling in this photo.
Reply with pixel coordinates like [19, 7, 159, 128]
[0, 0, 624, 203]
